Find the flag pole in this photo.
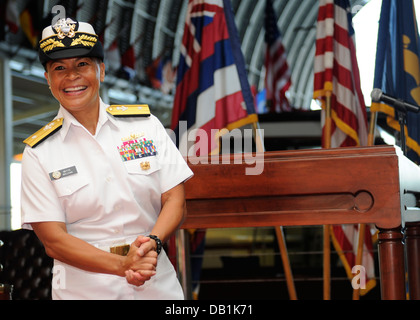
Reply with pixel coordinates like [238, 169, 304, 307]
[368, 108, 377, 146]
[352, 108, 377, 300]
[251, 121, 265, 154]
[353, 224, 366, 300]
[252, 121, 297, 300]
[324, 93, 332, 148]
[323, 93, 332, 300]
[275, 225, 298, 300]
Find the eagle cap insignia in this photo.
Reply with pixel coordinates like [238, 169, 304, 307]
[54, 18, 77, 39]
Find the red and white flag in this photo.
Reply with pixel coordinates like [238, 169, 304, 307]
[314, 0, 375, 295]
[171, 0, 258, 156]
[264, 0, 292, 113]
[314, 0, 368, 147]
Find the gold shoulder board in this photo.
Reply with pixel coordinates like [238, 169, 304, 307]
[106, 105, 151, 117]
[23, 118, 64, 148]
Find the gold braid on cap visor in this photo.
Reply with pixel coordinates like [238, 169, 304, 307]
[39, 32, 98, 53]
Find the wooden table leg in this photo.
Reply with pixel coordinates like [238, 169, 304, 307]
[377, 227, 406, 300]
[405, 222, 420, 300]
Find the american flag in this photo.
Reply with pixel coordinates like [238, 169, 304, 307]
[314, 0, 375, 295]
[264, 0, 292, 113]
[171, 0, 258, 156]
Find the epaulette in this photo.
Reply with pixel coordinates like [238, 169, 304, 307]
[23, 118, 64, 148]
[106, 105, 151, 117]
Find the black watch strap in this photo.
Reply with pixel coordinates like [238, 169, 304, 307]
[148, 235, 162, 255]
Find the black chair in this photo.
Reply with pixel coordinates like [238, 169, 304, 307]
[0, 229, 53, 300]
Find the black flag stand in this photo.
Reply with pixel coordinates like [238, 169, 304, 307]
[392, 99, 420, 156]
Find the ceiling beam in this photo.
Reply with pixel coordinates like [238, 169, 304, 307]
[13, 104, 58, 126]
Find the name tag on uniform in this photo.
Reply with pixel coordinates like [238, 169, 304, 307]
[49, 166, 78, 180]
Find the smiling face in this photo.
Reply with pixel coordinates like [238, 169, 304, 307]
[44, 57, 105, 116]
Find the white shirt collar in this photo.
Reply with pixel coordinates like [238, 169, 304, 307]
[57, 98, 116, 140]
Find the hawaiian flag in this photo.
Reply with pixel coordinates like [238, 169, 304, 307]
[171, 0, 258, 156]
[314, 0, 375, 296]
[264, 0, 292, 113]
[170, 0, 259, 298]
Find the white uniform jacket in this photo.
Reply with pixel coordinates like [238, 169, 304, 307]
[21, 99, 193, 300]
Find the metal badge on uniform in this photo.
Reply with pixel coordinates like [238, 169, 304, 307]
[49, 166, 78, 181]
[140, 161, 151, 171]
[51, 171, 62, 180]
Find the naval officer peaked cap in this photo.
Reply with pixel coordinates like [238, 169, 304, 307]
[38, 18, 104, 66]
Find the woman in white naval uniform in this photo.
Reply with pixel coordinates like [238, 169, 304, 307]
[20, 18, 193, 300]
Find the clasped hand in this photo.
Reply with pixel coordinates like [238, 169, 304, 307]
[123, 236, 158, 286]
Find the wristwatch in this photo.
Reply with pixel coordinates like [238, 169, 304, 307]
[148, 235, 162, 255]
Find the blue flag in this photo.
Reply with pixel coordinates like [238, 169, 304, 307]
[373, 0, 420, 163]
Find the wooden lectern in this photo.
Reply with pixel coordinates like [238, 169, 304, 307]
[180, 145, 420, 300]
